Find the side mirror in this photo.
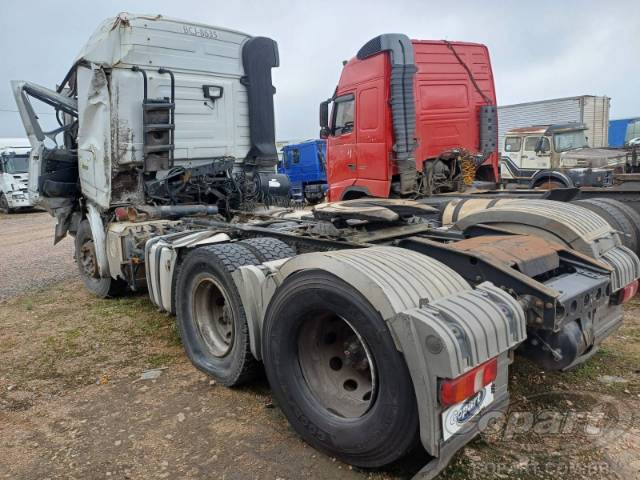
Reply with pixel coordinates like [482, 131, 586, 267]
[319, 99, 330, 138]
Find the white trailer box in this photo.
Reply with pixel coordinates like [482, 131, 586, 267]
[498, 95, 610, 151]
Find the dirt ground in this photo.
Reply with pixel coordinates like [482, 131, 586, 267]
[0, 214, 639, 480]
[0, 211, 75, 300]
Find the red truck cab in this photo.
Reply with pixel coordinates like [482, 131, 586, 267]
[320, 34, 499, 202]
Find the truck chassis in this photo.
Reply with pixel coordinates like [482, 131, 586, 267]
[99, 197, 638, 478]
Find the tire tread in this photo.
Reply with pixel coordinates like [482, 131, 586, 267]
[176, 243, 261, 386]
[238, 237, 296, 262]
[588, 198, 640, 254]
[573, 199, 638, 251]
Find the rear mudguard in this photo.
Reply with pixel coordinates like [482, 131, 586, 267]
[232, 246, 526, 477]
[446, 198, 640, 291]
[397, 232, 624, 371]
[145, 229, 233, 313]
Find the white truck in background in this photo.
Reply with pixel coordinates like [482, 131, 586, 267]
[500, 123, 628, 189]
[0, 138, 32, 213]
[11, 13, 640, 479]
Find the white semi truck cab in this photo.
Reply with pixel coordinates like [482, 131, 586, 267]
[0, 138, 33, 212]
[11, 14, 640, 479]
[500, 123, 628, 188]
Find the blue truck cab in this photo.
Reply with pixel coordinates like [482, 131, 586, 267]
[278, 139, 327, 203]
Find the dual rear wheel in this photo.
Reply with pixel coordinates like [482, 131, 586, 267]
[175, 240, 420, 467]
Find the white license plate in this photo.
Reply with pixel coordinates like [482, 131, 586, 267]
[441, 383, 494, 441]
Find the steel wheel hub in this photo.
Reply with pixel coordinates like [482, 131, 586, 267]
[192, 277, 234, 357]
[298, 313, 377, 418]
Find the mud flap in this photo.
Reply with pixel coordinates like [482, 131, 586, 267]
[601, 245, 640, 291]
[388, 282, 526, 476]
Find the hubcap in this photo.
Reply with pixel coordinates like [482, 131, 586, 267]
[192, 277, 234, 357]
[298, 313, 377, 418]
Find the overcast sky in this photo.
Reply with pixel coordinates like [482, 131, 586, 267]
[0, 0, 638, 141]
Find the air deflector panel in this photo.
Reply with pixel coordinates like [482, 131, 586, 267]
[242, 37, 280, 171]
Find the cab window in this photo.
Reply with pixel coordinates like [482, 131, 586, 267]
[292, 149, 300, 164]
[504, 137, 522, 152]
[332, 94, 355, 136]
[524, 136, 550, 152]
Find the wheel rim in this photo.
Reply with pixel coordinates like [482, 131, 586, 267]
[192, 277, 234, 357]
[298, 312, 377, 418]
[79, 239, 100, 278]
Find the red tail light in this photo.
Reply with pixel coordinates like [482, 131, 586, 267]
[618, 280, 638, 304]
[439, 358, 497, 407]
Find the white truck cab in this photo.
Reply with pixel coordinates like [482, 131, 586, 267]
[0, 138, 32, 212]
[500, 123, 627, 188]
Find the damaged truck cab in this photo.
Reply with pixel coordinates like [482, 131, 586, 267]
[12, 14, 640, 480]
[13, 13, 288, 245]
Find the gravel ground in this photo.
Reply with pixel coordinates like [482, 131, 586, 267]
[0, 211, 638, 479]
[0, 280, 638, 480]
[0, 211, 76, 301]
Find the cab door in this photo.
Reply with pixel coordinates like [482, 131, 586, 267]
[326, 93, 357, 200]
[522, 136, 551, 170]
[355, 83, 387, 186]
[501, 136, 523, 178]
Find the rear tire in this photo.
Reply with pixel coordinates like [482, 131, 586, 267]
[262, 269, 420, 468]
[75, 220, 127, 298]
[238, 237, 296, 262]
[175, 243, 261, 386]
[588, 198, 640, 254]
[573, 199, 638, 252]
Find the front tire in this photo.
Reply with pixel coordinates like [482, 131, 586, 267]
[262, 270, 420, 468]
[0, 193, 12, 214]
[75, 220, 127, 297]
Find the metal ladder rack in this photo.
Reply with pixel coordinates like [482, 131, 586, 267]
[132, 66, 176, 171]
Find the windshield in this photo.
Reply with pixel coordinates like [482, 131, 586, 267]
[2, 155, 29, 174]
[553, 131, 588, 152]
[625, 120, 640, 145]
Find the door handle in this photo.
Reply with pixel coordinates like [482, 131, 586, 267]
[347, 163, 356, 171]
